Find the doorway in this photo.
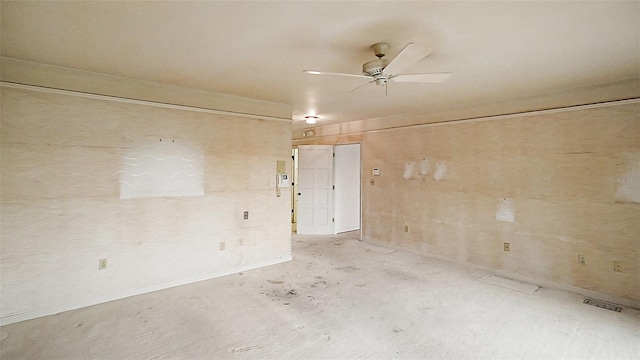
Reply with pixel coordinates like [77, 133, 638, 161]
[292, 144, 361, 235]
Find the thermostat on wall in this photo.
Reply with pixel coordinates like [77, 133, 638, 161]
[372, 168, 380, 176]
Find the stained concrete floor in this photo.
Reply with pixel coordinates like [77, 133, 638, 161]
[1, 232, 639, 359]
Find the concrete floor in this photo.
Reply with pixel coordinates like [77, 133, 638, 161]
[1, 232, 639, 359]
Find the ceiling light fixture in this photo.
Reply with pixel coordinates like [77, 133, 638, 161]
[305, 116, 318, 124]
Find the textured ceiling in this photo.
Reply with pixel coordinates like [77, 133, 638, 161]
[2, 1, 638, 130]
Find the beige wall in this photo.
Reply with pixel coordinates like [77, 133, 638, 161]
[0, 87, 292, 324]
[293, 79, 639, 140]
[361, 103, 640, 303]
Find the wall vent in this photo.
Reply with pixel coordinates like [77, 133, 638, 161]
[583, 298, 622, 312]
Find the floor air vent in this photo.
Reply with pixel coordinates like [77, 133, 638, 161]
[583, 298, 622, 312]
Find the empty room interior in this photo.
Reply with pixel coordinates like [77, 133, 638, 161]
[1, 1, 639, 359]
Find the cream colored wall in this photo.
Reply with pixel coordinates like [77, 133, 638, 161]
[293, 79, 639, 140]
[0, 87, 292, 324]
[361, 103, 640, 303]
[1, 57, 292, 121]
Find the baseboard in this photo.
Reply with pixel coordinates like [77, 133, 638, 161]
[0, 255, 292, 326]
[362, 239, 640, 310]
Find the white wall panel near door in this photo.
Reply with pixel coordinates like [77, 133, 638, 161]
[335, 144, 361, 234]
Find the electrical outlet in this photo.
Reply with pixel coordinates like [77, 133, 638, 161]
[219, 242, 226, 251]
[614, 261, 622, 272]
[578, 254, 586, 265]
[503, 242, 510, 252]
[404, 225, 409, 233]
[243, 211, 249, 220]
[98, 258, 107, 270]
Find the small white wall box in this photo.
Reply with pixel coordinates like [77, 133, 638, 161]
[278, 173, 290, 187]
[372, 168, 380, 176]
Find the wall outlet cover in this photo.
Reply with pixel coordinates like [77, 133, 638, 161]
[578, 254, 587, 265]
[614, 261, 622, 272]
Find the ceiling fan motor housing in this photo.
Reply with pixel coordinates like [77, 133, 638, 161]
[363, 43, 390, 84]
[362, 59, 389, 77]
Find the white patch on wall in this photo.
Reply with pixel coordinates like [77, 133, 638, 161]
[403, 162, 415, 180]
[119, 138, 205, 199]
[420, 158, 430, 176]
[434, 161, 447, 180]
[613, 153, 640, 203]
[496, 198, 515, 222]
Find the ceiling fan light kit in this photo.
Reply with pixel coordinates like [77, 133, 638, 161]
[304, 42, 452, 93]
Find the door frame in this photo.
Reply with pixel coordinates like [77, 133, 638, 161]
[292, 143, 362, 237]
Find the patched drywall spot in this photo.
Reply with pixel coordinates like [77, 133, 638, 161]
[496, 198, 515, 222]
[119, 138, 205, 199]
[420, 158, 430, 176]
[613, 152, 640, 203]
[434, 162, 446, 180]
[403, 162, 415, 180]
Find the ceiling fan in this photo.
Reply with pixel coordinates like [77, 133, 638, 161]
[304, 42, 451, 93]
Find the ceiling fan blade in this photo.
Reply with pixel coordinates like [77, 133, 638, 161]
[348, 79, 376, 93]
[383, 43, 433, 76]
[304, 70, 372, 79]
[391, 73, 452, 83]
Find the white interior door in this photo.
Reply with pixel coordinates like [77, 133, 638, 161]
[334, 144, 361, 234]
[297, 145, 334, 234]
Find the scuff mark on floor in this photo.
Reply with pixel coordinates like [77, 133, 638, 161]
[231, 345, 259, 353]
[336, 266, 359, 272]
